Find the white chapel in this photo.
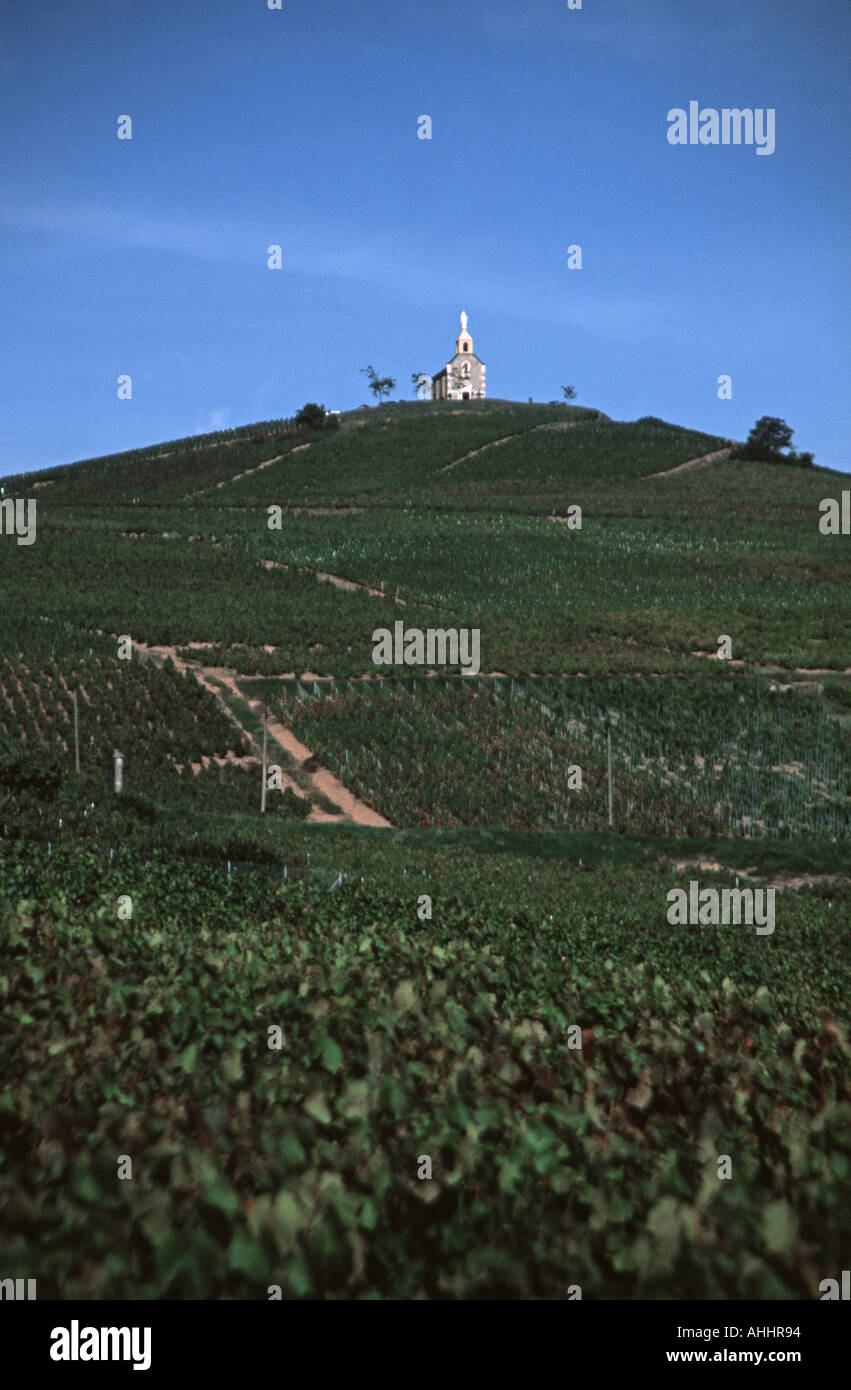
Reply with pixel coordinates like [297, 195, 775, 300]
[431, 311, 486, 401]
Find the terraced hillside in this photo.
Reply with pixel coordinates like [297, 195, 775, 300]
[5, 401, 593, 507]
[1, 399, 848, 1304]
[2, 402, 848, 677]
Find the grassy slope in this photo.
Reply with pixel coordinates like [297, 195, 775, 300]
[1, 402, 849, 1300]
[3, 402, 847, 676]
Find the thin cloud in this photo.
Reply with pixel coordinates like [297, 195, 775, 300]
[474, 0, 750, 62]
[1, 198, 673, 343]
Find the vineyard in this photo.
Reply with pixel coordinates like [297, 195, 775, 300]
[1, 397, 849, 1304]
[4, 438, 306, 508]
[1, 837, 848, 1299]
[2, 401, 583, 510]
[199, 412, 730, 512]
[576, 456, 844, 526]
[0, 524, 465, 679]
[1, 396, 847, 678]
[424, 416, 729, 487]
[241, 509, 851, 671]
[0, 649, 239, 762]
[4, 405, 729, 513]
[0, 643, 311, 822]
[260, 675, 851, 838]
[211, 402, 591, 507]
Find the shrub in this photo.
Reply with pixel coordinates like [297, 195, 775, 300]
[294, 403, 339, 432]
[732, 417, 814, 466]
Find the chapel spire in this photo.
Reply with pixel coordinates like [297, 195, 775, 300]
[456, 309, 473, 355]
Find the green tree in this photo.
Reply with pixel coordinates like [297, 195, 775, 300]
[360, 365, 396, 405]
[561, 385, 577, 401]
[411, 372, 431, 399]
[748, 416, 794, 454]
[294, 402, 338, 431]
[736, 416, 813, 466]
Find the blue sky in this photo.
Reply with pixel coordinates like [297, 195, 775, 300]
[1, 0, 848, 476]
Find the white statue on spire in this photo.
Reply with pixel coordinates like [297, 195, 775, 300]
[460, 310, 468, 334]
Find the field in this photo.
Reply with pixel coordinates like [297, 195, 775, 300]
[1, 398, 849, 1302]
[2, 835, 849, 1299]
[0, 634, 316, 824]
[245, 674, 851, 837]
[3, 511, 848, 679]
[2, 402, 847, 679]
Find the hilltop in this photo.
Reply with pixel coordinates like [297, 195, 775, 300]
[6, 398, 708, 508]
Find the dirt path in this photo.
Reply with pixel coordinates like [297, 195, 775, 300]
[437, 419, 584, 476]
[438, 434, 517, 475]
[149, 437, 244, 462]
[212, 452, 291, 488]
[183, 451, 292, 500]
[211, 668, 391, 828]
[664, 858, 849, 891]
[287, 506, 365, 517]
[134, 639, 391, 827]
[261, 557, 456, 612]
[647, 445, 735, 479]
